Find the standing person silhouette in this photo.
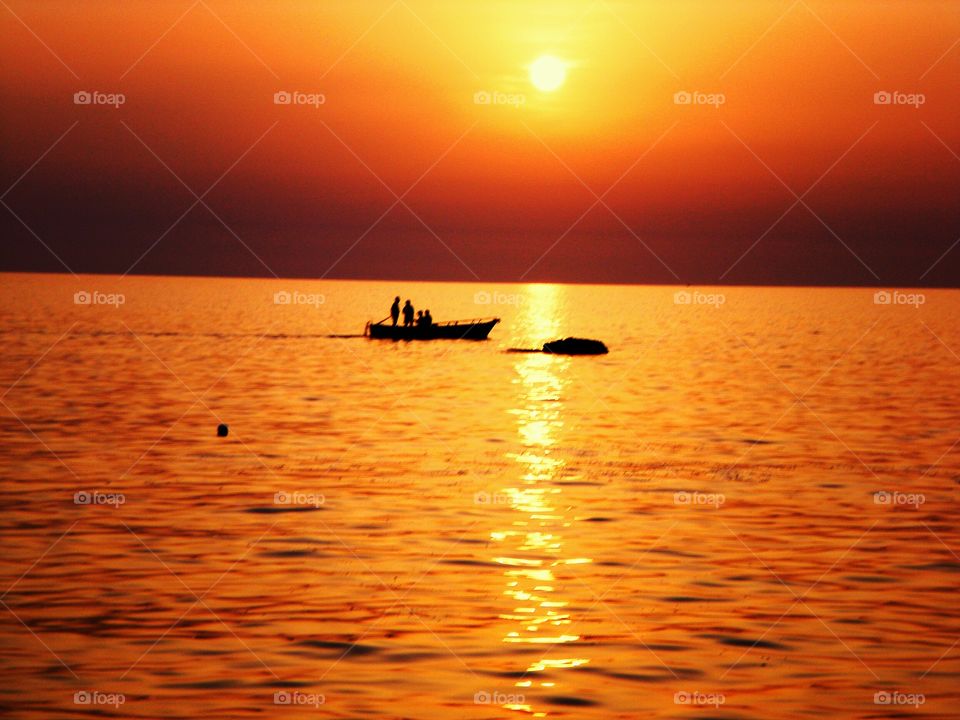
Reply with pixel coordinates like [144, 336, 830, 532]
[402, 299, 415, 327]
[390, 296, 401, 326]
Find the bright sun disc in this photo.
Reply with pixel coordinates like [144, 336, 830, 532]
[529, 55, 566, 92]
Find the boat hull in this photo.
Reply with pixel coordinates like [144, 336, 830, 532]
[367, 318, 499, 341]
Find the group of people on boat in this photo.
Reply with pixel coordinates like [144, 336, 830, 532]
[390, 296, 432, 328]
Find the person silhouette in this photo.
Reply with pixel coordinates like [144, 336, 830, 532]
[423, 309, 433, 327]
[415, 310, 424, 326]
[402, 299, 414, 327]
[390, 296, 400, 326]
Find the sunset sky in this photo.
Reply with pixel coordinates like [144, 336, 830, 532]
[1, 0, 958, 285]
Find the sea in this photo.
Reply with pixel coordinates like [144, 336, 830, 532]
[0, 273, 958, 719]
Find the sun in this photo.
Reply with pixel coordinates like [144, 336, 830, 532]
[529, 55, 567, 92]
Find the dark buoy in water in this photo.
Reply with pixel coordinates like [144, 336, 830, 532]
[542, 337, 609, 355]
[217, 423, 229, 437]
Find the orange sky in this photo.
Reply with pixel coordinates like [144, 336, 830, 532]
[1, 0, 958, 284]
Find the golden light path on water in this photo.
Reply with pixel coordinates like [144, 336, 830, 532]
[493, 285, 590, 716]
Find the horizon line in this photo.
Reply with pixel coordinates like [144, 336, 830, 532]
[1, 269, 957, 291]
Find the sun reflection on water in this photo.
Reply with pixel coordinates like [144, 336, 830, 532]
[493, 285, 591, 713]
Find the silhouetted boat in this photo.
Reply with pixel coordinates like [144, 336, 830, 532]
[365, 318, 499, 341]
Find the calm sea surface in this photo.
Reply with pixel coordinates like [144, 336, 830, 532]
[1, 273, 958, 719]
